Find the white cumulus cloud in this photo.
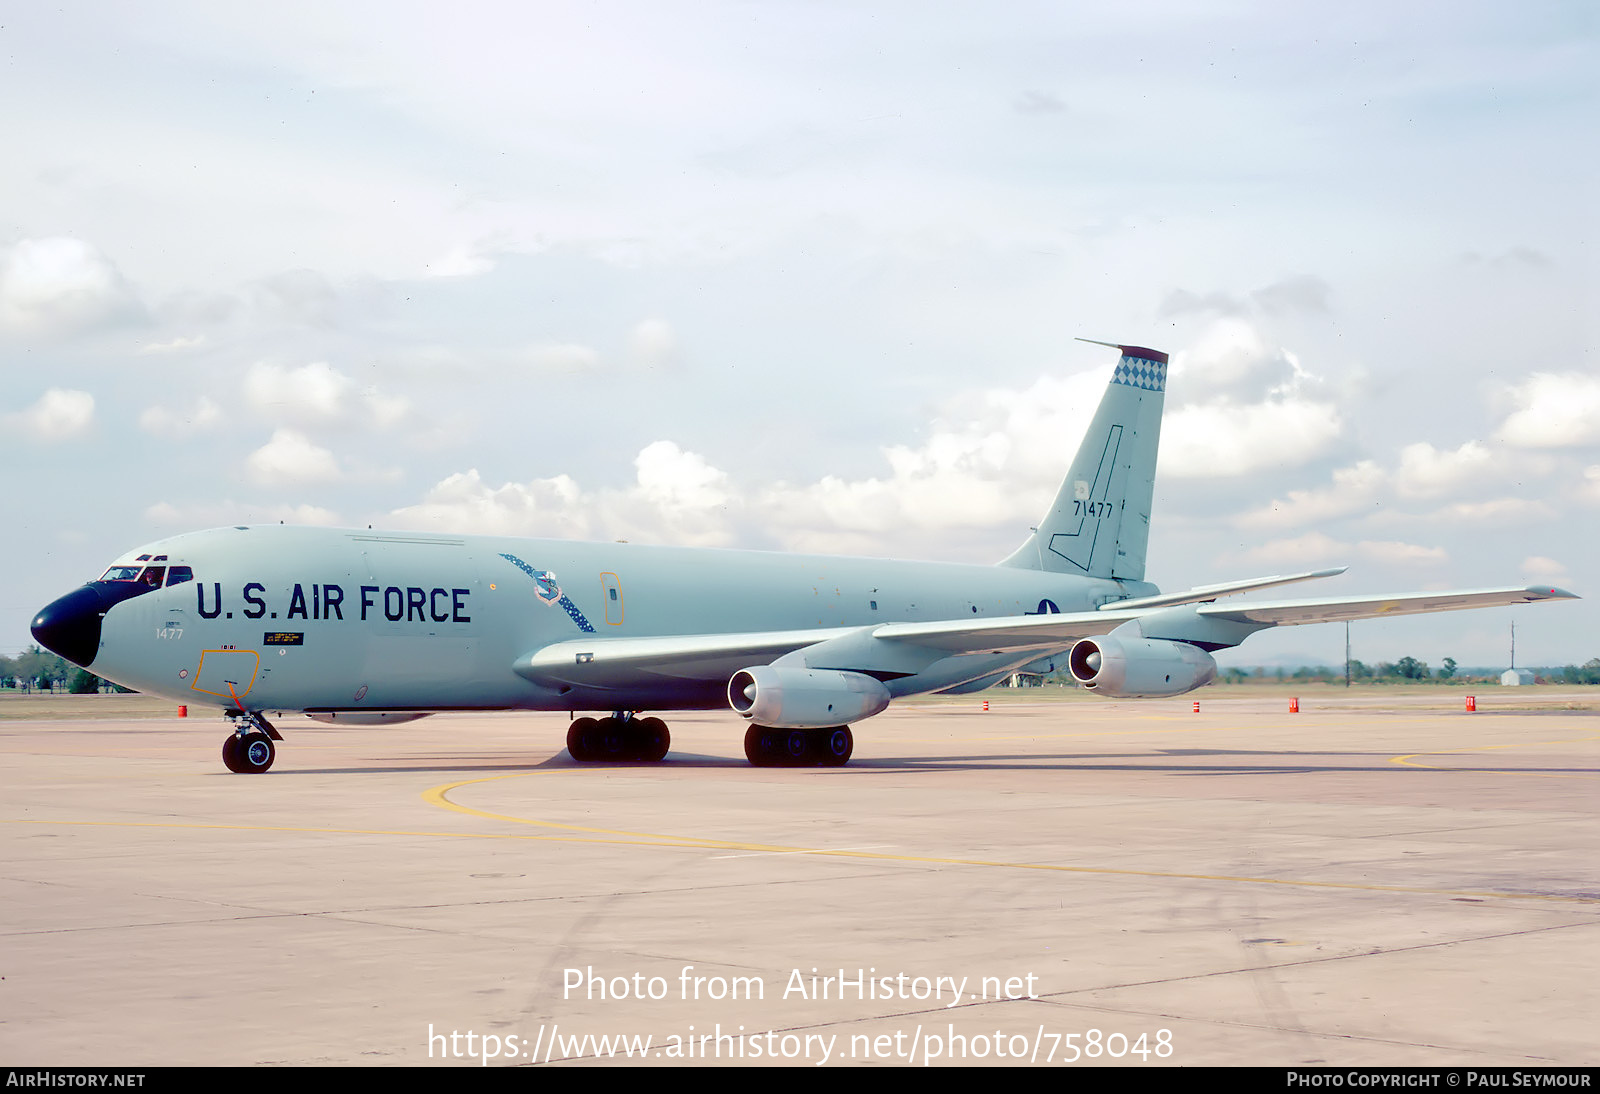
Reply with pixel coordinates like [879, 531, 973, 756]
[0, 238, 140, 337]
[1355, 540, 1449, 566]
[1394, 441, 1496, 498]
[1239, 461, 1385, 529]
[8, 388, 95, 440]
[246, 429, 342, 485]
[1521, 555, 1570, 584]
[1161, 321, 1342, 478]
[1497, 373, 1600, 448]
[245, 361, 355, 420]
[629, 319, 679, 368]
[139, 396, 223, 434]
[1163, 399, 1343, 478]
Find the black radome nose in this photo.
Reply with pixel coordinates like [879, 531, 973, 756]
[31, 586, 107, 668]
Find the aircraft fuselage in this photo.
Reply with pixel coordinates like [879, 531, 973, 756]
[74, 524, 1154, 715]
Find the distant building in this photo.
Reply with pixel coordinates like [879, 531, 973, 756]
[1500, 668, 1534, 686]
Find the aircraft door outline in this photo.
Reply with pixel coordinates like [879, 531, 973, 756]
[191, 649, 261, 700]
[601, 572, 624, 625]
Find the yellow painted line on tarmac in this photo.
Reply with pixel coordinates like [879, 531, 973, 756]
[2, 815, 692, 849]
[1389, 733, 1600, 779]
[418, 773, 1600, 905]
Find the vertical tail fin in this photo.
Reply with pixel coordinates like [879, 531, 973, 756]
[998, 342, 1167, 581]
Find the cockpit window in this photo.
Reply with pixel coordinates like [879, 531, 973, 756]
[99, 564, 185, 586]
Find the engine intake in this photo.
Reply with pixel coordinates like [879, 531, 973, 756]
[1068, 635, 1217, 697]
[728, 666, 891, 728]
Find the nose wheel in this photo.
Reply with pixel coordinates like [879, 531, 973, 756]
[566, 714, 671, 762]
[222, 711, 282, 773]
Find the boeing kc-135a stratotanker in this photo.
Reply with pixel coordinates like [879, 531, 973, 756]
[30, 343, 1577, 772]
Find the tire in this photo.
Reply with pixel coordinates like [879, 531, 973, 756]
[567, 717, 600, 762]
[820, 726, 853, 766]
[634, 717, 670, 762]
[744, 725, 773, 766]
[238, 731, 275, 773]
[597, 717, 628, 759]
[784, 729, 810, 764]
[222, 733, 246, 773]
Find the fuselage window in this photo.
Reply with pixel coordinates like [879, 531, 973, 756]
[166, 566, 194, 586]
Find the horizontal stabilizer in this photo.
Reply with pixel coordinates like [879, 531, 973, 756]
[1103, 568, 1347, 612]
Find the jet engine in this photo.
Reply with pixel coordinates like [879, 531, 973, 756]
[728, 666, 891, 728]
[1067, 635, 1217, 697]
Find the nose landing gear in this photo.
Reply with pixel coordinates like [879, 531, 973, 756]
[222, 711, 282, 773]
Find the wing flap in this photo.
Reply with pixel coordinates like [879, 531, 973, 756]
[515, 627, 860, 687]
[870, 608, 1141, 652]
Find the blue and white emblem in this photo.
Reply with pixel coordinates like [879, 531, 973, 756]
[499, 553, 596, 632]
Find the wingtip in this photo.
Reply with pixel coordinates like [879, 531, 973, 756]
[1527, 585, 1580, 600]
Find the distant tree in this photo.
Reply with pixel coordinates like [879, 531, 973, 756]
[1559, 658, 1600, 685]
[14, 645, 68, 691]
[1394, 656, 1429, 680]
[1438, 657, 1458, 680]
[69, 669, 101, 694]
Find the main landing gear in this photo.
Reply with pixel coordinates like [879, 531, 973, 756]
[222, 710, 282, 773]
[743, 725, 853, 767]
[566, 713, 671, 763]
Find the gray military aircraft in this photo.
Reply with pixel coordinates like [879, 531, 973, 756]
[30, 343, 1577, 772]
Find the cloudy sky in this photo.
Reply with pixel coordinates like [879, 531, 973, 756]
[2, 2, 1595, 669]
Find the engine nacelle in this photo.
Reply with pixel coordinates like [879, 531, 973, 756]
[728, 666, 891, 728]
[1068, 635, 1217, 697]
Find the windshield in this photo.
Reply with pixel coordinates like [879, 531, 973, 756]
[99, 563, 189, 586]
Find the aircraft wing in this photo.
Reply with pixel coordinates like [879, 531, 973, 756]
[873, 583, 1577, 652]
[1194, 584, 1578, 627]
[514, 613, 1131, 690]
[516, 583, 1579, 688]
